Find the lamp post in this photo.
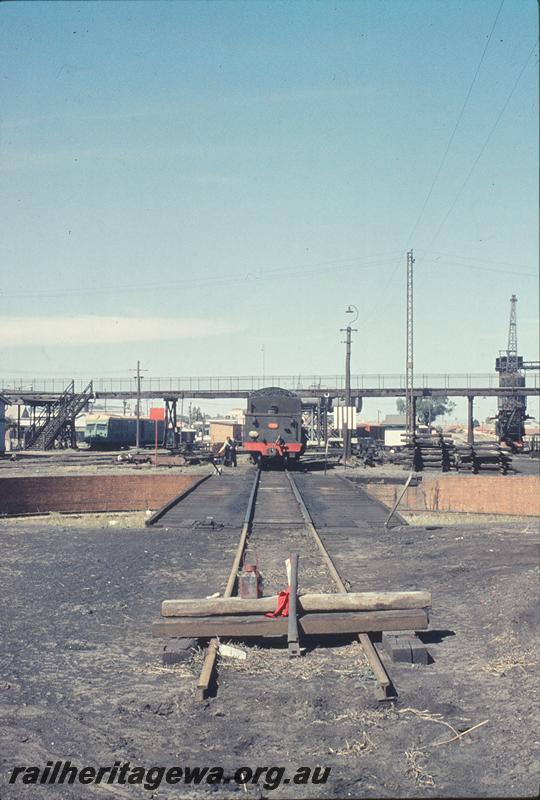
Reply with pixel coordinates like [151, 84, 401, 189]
[341, 305, 358, 463]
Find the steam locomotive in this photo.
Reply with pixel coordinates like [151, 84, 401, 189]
[243, 387, 307, 465]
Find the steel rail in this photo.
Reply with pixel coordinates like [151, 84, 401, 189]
[145, 473, 213, 527]
[285, 470, 396, 700]
[197, 465, 395, 700]
[384, 470, 415, 529]
[196, 467, 261, 700]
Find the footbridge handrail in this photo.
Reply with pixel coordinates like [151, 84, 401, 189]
[1, 372, 538, 396]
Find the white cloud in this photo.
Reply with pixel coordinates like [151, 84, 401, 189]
[1, 316, 242, 347]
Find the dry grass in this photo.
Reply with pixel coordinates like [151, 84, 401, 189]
[329, 732, 376, 756]
[132, 660, 201, 680]
[0, 510, 149, 528]
[405, 749, 435, 788]
[403, 511, 539, 528]
[481, 633, 537, 676]
[332, 709, 386, 726]
[136, 641, 372, 685]
[483, 651, 536, 676]
[217, 640, 370, 680]
[397, 707, 489, 749]
[397, 707, 461, 739]
[132, 646, 208, 680]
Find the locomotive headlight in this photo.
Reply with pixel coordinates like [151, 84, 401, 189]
[249, 430, 259, 439]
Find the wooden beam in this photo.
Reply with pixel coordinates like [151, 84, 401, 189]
[288, 554, 301, 657]
[153, 609, 429, 639]
[161, 590, 432, 617]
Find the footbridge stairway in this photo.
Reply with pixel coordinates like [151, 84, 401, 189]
[26, 381, 93, 450]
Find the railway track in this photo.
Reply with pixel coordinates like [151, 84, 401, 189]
[194, 466, 396, 701]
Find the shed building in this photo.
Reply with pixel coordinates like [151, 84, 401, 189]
[0, 394, 10, 454]
[209, 420, 242, 447]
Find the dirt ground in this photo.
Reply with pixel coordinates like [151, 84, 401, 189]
[0, 464, 539, 799]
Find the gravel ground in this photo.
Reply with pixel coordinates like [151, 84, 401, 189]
[0, 464, 538, 799]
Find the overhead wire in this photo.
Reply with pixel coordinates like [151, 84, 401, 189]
[428, 36, 539, 247]
[0, 253, 401, 300]
[415, 248, 536, 269]
[403, 0, 506, 247]
[354, 2, 506, 333]
[0, 254, 400, 299]
[418, 260, 536, 278]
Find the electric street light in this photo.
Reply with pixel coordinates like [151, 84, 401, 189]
[346, 304, 359, 324]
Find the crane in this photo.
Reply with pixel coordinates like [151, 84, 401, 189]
[494, 295, 538, 449]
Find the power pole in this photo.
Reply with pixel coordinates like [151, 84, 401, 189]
[136, 360, 142, 448]
[340, 311, 357, 462]
[129, 361, 147, 448]
[405, 249, 415, 436]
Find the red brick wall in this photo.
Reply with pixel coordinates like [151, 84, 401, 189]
[0, 475, 200, 515]
[364, 475, 540, 517]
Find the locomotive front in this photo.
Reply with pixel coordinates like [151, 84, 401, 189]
[244, 387, 306, 465]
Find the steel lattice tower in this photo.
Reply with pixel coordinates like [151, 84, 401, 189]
[506, 294, 518, 373]
[495, 293, 528, 446]
[405, 250, 415, 434]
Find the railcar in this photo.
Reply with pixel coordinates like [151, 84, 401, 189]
[243, 387, 307, 466]
[84, 414, 165, 449]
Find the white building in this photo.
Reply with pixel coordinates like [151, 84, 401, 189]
[0, 394, 10, 454]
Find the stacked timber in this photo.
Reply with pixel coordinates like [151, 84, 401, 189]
[386, 448, 414, 468]
[152, 591, 432, 639]
[441, 435, 456, 467]
[403, 432, 454, 471]
[454, 443, 475, 471]
[471, 442, 512, 474]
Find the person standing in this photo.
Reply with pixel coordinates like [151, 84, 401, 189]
[228, 436, 237, 467]
[218, 436, 237, 467]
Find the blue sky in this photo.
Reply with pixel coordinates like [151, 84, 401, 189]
[0, 1, 538, 421]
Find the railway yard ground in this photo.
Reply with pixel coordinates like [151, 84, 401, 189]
[1, 453, 539, 798]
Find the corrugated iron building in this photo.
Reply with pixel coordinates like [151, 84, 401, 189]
[0, 394, 10, 454]
[209, 420, 242, 447]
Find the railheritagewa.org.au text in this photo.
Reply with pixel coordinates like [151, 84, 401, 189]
[8, 761, 331, 791]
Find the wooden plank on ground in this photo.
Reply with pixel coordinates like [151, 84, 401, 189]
[152, 609, 429, 638]
[161, 590, 432, 617]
